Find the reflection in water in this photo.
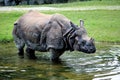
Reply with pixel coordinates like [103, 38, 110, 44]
[0, 42, 120, 80]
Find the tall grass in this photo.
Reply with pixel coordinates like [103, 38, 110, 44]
[0, 10, 120, 42]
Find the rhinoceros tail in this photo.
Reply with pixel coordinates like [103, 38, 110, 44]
[12, 22, 25, 50]
[12, 23, 17, 36]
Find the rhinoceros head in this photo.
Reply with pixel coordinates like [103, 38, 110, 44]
[71, 20, 96, 53]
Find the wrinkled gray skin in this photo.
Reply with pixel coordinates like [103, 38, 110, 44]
[12, 11, 96, 61]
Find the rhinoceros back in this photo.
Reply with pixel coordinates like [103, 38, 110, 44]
[13, 11, 51, 51]
[13, 11, 72, 51]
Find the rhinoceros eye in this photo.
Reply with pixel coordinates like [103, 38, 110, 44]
[81, 40, 86, 46]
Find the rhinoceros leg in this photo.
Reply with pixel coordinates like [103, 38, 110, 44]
[26, 47, 36, 59]
[18, 48, 24, 58]
[49, 49, 64, 62]
[14, 37, 25, 58]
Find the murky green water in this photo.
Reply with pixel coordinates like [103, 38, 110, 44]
[0, 42, 120, 80]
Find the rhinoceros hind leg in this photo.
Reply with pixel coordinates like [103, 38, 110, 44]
[14, 38, 25, 58]
[18, 48, 24, 58]
[26, 47, 36, 59]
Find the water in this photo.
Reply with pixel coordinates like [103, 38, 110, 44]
[0, 42, 120, 80]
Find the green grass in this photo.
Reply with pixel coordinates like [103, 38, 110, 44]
[16, 0, 120, 8]
[0, 12, 24, 42]
[0, 10, 120, 42]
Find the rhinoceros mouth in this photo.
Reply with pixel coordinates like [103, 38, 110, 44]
[79, 46, 96, 53]
[75, 44, 96, 53]
[83, 49, 96, 53]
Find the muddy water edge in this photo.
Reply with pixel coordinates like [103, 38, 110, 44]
[0, 42, 120, 80]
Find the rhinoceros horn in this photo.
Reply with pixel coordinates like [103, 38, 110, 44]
[80, 19, 84, 27]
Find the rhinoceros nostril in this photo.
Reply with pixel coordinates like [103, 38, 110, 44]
[90, 47, 96, 53]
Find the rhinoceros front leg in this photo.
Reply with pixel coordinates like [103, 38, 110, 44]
[49, 49, 64, 62]
[26, 47, 37, 59]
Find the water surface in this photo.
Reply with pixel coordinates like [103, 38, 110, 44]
[0, 42, 120, 80]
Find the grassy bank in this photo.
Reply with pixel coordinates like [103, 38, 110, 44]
[0, 10, 120, 42]
[0, 12, 23, 42]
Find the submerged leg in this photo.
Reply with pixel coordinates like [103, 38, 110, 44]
[13, 23, 25, 58]
[18, 48, 24, 58]
[49, 49, 64, 62]
[26, 47, 36, 59]
[14, 38, 25, 58]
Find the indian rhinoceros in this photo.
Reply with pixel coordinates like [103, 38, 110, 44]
[12, 11, 96, 61]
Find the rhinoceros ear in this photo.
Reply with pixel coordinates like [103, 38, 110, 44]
[80, 19, 84, 27]
[70, 21, 78, 30]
